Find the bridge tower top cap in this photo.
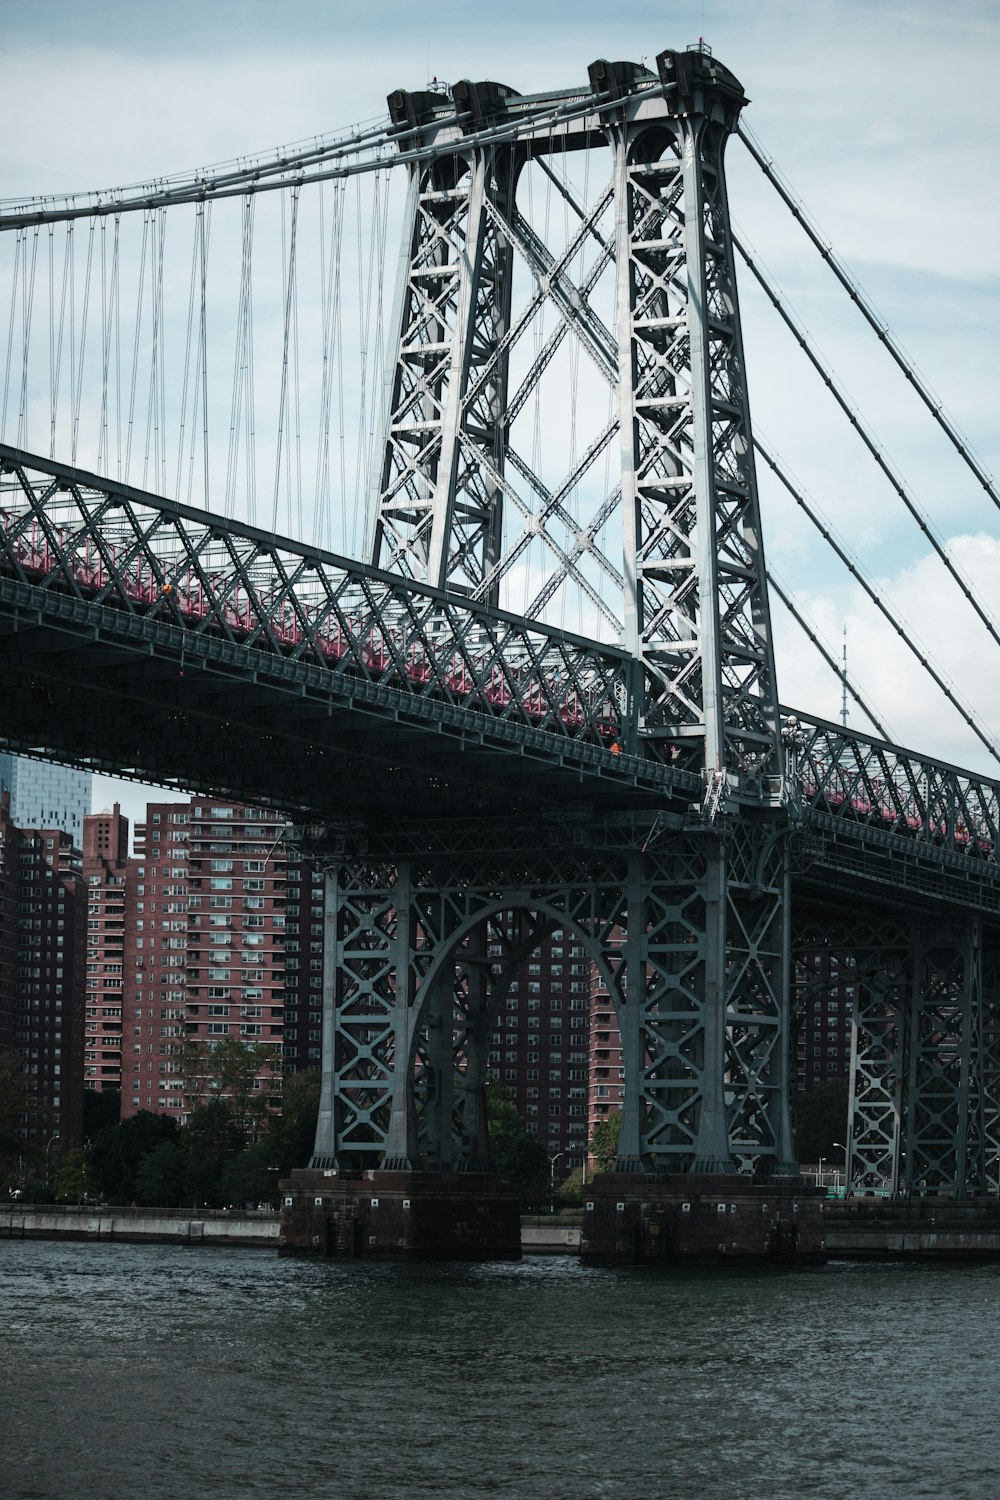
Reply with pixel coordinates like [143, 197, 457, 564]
[655, 47, 749, 128]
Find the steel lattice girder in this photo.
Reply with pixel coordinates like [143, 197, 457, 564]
[311, 830, 795, 1176]
[794, 917, 911, 1195]
[905, 921, 986, 1197]
[794, 913, 999, 1199]
[0, 444, 692, 814]
[982, 953, 1000, 1190]
[604, 54, 783, 787]
[374, 53, 785, 796]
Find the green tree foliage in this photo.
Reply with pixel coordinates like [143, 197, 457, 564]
[589, 1110, 621, 1172]
[89, 1111, 179, 1204]
[556, 1165, 585, 1207]
[134, 1142, 187, 1207]
[172, 1036, 279, 1141]
[0, 1052, 37, 1189]
[53, 1146, 95, 1204]
[82, 1088, 121, 1140]
[184, 1099, 243, 1208]
[485, 1082, 550, 1209]
[220, 1142, 281, 1208]
[266, 1070, 321, 1177]
[796, 1078, 850, 1165]
[211, 1037, 278, 1142]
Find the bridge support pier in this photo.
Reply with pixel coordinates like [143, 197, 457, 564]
[580, 1173, 825, 1266]
[278, 1169, 521, 1260]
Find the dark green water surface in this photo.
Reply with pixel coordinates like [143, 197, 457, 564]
[2, 1243, 998, 1499]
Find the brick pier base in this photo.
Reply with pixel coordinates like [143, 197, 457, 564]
[278, 1168, 522, 1260]
[580, 1173, 826, 1266]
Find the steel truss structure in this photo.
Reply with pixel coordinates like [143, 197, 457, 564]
[3, 47, 1000, 1190]
[794, 916, 1000, 1197]
[312, 824, 795, 1175]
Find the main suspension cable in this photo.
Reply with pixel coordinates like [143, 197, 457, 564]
[738, 122, 1000, 521]
[734, 231, 1000, 663]
[765, 566, 890, 739]
[755, 433, 1000, 768]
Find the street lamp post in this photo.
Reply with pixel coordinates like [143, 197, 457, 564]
[547, 1151, 565, 1214]
[45, 1131, 60, 1190]
[833, 1141, 847, 1198]
[818, 1155, 826, 1191]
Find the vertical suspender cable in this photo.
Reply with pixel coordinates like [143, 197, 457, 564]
[47, 225, 54, 456]
[272, 185, 300, 533]
[2, 228, 24, 438]
[72, 221, 95, 465]
[124, 211, 151, 482]
[17, 227, 39, 450]
[199, 203, 212, 507]
[51, 226, 72, 461]
[176, 208, 201, 497]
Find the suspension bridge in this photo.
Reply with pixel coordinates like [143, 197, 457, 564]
[2, 45, 998, 1260]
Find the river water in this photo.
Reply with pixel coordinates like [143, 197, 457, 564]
[2, 1243, 998, 1500]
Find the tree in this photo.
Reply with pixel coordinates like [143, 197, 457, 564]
[172, 1035, 279, 1142]
[220, 1142, 280, 1208]
[589, 1110, 621, 1172]
[557, 1165, 585, 1207]
[211, 1037, 278, 1142]
[54, 1147, 94, 1204]
[796, 1078, 850, 1165]
[88, 1111, 179, 1203]
[183, 1099, 243, 1207]
[0, 1052, 38, 1189]
[266, 1069, 321, 1178]
[485, 1082, 549, 1209]
[135, 1142, 187, 1207]
[83, 1088, 121, 1140]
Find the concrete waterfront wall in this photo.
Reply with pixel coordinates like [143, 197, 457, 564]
[0, 1203, 581, 1254]
[520, 1215, 583, 1253]
[0, 1205, 280, 1248]
[823, 1200, 1000, 1259]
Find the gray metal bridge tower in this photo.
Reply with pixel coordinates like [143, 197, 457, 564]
[288, 47, 812, 1258]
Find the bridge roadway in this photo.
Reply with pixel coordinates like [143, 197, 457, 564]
[1, 443, 999, 927]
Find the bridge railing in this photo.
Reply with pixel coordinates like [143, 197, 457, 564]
[0, 444, 639, 756]
[787, 709, 1000, 864]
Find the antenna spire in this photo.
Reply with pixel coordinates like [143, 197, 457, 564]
[841, 624, 849, 727]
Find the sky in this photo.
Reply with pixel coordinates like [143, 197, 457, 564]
[2, 0, 999, 835]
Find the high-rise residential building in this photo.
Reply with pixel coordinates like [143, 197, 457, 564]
[0, 754, 92, 846]
[120, 797, 287, 1122]
[588, 955, 625, 1147]
[0, 794, 86, 1157]
[485, 923, 591, 1175]
[281, 856, 327, 1075]
[82, 804, 130, 1096]
[0, 795, 19, 1054]
[795, 951, 854, 1090]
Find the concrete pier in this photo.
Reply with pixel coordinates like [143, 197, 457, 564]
[279, 1168, 522, 1259]
[580, 1174, 826, 1266]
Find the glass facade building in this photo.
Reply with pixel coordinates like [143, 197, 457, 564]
[0, 754, 92, 845]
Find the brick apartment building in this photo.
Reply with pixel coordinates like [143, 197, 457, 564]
[279, 854, 327, 1075]
[485, 923, 592, 1175]
[82, 803, 130, 1093]
[119, 798, 288, 1121]
[794, 949, 854, 1090]
[0, 793, 86, 1157]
